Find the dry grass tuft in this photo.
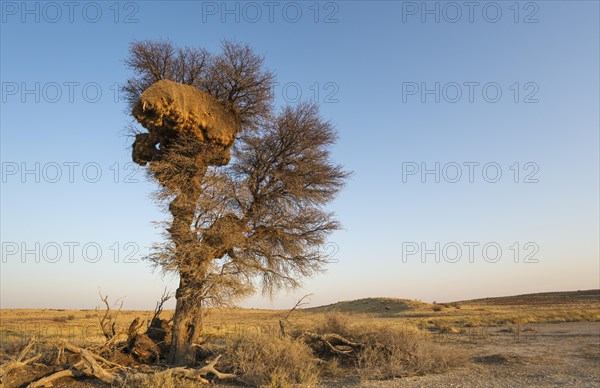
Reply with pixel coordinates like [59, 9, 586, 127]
[121, 371, 196, 388]
[224, 331, 319, 387]
[353, 326, 468, 381]
[316, 312, 352, 337]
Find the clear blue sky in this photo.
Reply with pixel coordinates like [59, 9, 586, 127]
[1, 1, 598, 310]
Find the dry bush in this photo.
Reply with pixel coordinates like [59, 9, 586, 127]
[353, 326, 468, 381]
[308, 313, 468, 381]
[0, 335, 25, 358]
[224, 331, 319, 387]
[121, 371, 197, 388]
[431, 304, 443, 312]
[319, 358, 341, 378]
[433, 323, 464, 334]
[315, 312, 352, 338]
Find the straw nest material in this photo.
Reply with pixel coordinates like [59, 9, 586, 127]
[131, 80, 240, 166]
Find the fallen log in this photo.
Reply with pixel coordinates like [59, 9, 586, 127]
[26, 342, 234, 387]
[302, 331, 365, 355]
[63, 343, 127, 371]
[126, 354, 235, 384]
[0, 354, 42, 378]
[28, 362, 85, 388]
[27, 343, 124, 387]
[80, 349, 120, 384]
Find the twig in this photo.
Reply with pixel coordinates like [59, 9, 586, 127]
[148, 287, 173, 330]
[96, 288, 124, 340]
[280, 294, 313, 337]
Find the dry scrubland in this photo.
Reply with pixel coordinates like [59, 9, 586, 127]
[1, 290, 598, 387]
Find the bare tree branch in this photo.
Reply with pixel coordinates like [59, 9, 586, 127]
[96, 289, 123, 340]
[280, 294, 313, 337]
[148, 288, 173, 330]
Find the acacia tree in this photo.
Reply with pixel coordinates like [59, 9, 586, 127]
[124, 40, 349, 366]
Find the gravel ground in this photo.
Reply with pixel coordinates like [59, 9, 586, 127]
[320, 322, 600, 387]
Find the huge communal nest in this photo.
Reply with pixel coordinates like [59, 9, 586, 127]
[131, 79, 241, 167]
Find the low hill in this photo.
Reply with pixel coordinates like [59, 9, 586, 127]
[304, 290, 600, 316]
[454, 289, 600, 306]
[304, 297, 429, 315]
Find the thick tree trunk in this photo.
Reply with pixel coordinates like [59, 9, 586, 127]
[168, 277, 203, 366]
[166, 174, 205, 366]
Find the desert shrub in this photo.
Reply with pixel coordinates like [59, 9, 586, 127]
[52, 316, 68, 323]
[433, 323, 464, 334]
[224, 331, 319, 387]
[353, 326, 468, 381]
[463, 319, 480, 327]
[308, 315, 468, 381]
[319, 358, 341, 377]
[431, 304, 443, 312]
[67, 314, 76, 320]
[121, 372, 197, 388]
[315, 312, 351, 337]
[0, 333, 31, 356]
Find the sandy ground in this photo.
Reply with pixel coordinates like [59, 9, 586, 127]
[324, 322, 600, 387]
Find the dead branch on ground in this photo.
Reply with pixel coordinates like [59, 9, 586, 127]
[0, 337, 42, 381]
[302, 331, 365, 356]
[127, 354, 235, 384]
[27, 343, 125, 387]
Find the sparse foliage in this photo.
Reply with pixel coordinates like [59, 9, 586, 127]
[124, 39, 275, 132]
[123, 40, 210, 108]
